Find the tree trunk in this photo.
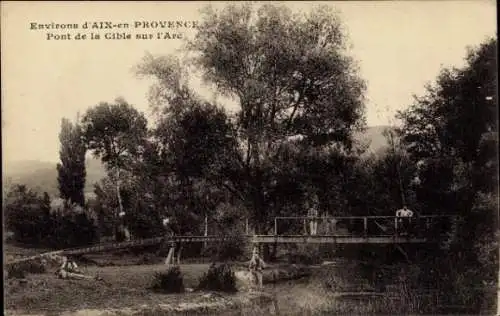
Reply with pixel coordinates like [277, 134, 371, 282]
[115, 168, 124, 242]
[177, 244, 183, 264]
[204, 215, 208, 236]
[204, 214, 208, 249]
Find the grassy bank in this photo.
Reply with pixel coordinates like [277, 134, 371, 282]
[5, 243, 495, 315]
[4, 262, 297, 315]
[5, 264, 210, 314]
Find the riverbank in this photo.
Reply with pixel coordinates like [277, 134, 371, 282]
[6, 291, 277, 316]
[1, 260, 426, 316]
[4, 262, 301, 315]
[5, 246, 494, 316]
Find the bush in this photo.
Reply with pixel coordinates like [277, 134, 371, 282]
[4, 185, 52, 245]
[6, 258, 47, 279]
[149, 266, 185, 293]
[48, 210, 99, 248]
[197, 262, 237, 293]
[6, 265, 26, 279]
[4, 185, 99, 249]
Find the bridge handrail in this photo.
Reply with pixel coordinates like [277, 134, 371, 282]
[275, 215, 458, 220]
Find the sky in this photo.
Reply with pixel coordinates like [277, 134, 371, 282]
[1, 1, 497, 165]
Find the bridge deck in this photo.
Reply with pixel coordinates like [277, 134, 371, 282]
[58, 234, 435, 256]
[6, 215, 456, 264]
[251, 235, 430, 244]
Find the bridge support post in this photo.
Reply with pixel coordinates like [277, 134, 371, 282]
[164, 246, 174, 265]
[164, 239, 176, 265]
[176, 244, 182, 265]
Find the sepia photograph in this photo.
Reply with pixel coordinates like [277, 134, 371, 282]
[2, 1, 498, 315]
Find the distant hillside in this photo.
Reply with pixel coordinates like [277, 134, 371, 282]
[355, 125, 394, 156]
[2, 126, 393, 197]
[3, 157, 106, 198]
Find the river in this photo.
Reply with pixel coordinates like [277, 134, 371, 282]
[221, 261, 415, 315]
[223, 259, 490, 315]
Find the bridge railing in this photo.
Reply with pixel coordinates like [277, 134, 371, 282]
[273, 215, 457, 238]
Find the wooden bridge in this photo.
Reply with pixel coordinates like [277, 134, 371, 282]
[6, 215, 456, 265]
[253, 214, 453, 244]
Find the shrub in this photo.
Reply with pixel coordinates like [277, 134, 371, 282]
[197, 262, 237, 293]
[149, 266, 185, 293]
[48, 209, 99, 248]
[4, 185, 99, 249]
[6, 258, 46, 279]
[4, 185, 52, 245]
[6, 265, 26, 279]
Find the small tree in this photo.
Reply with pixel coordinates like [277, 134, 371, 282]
[57, 117, 87, 207]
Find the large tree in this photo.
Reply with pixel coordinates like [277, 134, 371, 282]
[398, 37, 497, 216]
[137, 3, 366, 233]
[81, 98, 148, 240]
[56, 117, 87, 207]
[397, 37, 498, 310]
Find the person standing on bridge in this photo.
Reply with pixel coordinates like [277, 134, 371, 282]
[306, 194, 320, 235]
[395, 206, 413, 235]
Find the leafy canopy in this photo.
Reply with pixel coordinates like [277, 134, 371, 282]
[81, 98, 148, 171]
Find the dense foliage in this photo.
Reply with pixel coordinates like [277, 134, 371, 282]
[136, 3, 367, 237]
[56, 117, 87, 207]
[397, 37, 498, 311]
[4, 185, 98, 248]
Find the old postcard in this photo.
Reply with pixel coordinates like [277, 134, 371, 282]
[2, 1, 497, 315]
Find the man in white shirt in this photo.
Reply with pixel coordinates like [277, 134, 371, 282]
[395, 206, 413, 235]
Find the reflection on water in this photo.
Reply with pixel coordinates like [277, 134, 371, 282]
[224, 262, 477, 316]
[221, 266, 394, 316]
